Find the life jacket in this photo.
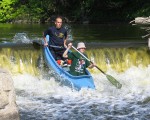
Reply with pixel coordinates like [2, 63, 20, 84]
[57, 60, 63, 65]
[57, 59, 72, 66]
[67, 59, 72, 65]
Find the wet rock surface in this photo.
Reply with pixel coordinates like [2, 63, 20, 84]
[0, 68, 20, 120]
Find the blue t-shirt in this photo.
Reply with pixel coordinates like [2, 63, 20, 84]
[44, 26, 67, 47]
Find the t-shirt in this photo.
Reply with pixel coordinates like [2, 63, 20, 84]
[68, 52, 90, 76]
[44, 26, 67, 51]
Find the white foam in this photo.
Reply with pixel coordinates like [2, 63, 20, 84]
[12, 66, 150, 119]
[12, 65, 150, 99]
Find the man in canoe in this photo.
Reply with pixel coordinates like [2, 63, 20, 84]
[63, 42, 95, 76]
[43, 16, 68, 61]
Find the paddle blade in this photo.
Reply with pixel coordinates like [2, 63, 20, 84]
[106, 74, 122, 89]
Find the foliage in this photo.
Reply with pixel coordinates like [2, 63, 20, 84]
[131, 1, 150, 17]
[0, 0, 19, 22]
[0, 0, 150, 23]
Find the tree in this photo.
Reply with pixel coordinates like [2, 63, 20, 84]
[0, 0, 18, 22]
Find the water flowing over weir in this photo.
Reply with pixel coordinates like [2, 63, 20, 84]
[0, 47, 41, 75]
[87, 47, 150, 72]
[1, 46, 150, 73]
[1, 45, 150, 120]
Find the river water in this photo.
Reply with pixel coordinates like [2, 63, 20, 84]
[0, 23, 150, 120]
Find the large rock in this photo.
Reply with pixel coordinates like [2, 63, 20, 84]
[0, 68, 20, 120]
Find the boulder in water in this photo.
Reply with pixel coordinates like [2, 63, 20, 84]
[0, 68, 20, 120]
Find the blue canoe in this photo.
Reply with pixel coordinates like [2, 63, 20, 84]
[43, 47, 95, 90]
[43, 37, 95, 90]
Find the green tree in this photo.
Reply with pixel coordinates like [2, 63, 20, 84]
[15, 0, 55, 23]
[0, 0, 150, 23]
[0, 0, 18, 22]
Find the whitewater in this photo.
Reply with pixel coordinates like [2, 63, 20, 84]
[12, 65, 150, 120]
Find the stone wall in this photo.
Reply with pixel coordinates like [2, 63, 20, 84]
[0, 68, 20, 120]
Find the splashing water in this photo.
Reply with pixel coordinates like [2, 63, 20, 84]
[12, 65, 150, 120]
[64, 25, 73, 41]
[12, 33, 31, 43]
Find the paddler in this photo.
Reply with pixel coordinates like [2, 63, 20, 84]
[63, 42, 95, 76]
[43, 16, 68, 61]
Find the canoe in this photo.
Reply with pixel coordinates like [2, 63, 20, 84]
[43, 47, 95, 90]
[43, 43, 95, 91]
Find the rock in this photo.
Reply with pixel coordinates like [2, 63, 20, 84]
[0, 68, 20, 120]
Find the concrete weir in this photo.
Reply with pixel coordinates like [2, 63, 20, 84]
[0, 68, 20, 120]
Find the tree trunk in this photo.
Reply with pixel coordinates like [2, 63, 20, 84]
[130, 17, 150, 25]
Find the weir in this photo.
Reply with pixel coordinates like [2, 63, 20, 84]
[0, 45, 150, 74]
[87, 47, 150, 72]
[0, 46, 42, 75]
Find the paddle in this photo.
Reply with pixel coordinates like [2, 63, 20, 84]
[71, 46, 122, 89]
[32, 40, 63, 48]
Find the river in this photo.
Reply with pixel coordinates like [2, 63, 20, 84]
[0, 23, 150, 120]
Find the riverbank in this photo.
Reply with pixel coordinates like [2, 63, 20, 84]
[0, 68, 20, 120]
